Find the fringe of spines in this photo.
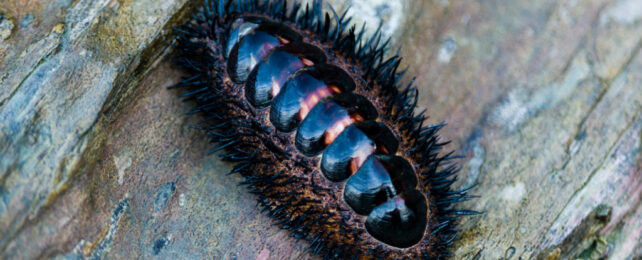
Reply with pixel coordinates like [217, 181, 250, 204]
[172, 0, 476, 259]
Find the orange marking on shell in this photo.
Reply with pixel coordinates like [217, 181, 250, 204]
[349, 145, 375, 174]
[299, 88, 331, 120]
[301, 57, 315, 66]
[278, 36, 290, 44]
[324, 111, 366, 146]
[377, 144, 390, 155]
[349, 111, 365, 122]
[323, 115, 354, 146]
[329, 84, 342, 94]
[298, 85, 342, 120]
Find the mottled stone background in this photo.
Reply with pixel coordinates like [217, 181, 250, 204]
[0, 0, 640, 259]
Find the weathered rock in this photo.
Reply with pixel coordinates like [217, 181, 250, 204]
[0, 0, 640, 259]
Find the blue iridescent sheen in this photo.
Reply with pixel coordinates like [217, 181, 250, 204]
[228, 20, 302, 83]
[225, 17, 261, 58]
[343, 155, 417, 215]
[269, 65, 354, 132]
[228, 31, 280, 83]
[294, 94, 377, 156]
[245, 43, 326, 108]
[365, 190, 428, 248]
[320, 121, 398, 182]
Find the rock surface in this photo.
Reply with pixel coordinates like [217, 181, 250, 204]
[0, 0, 640, 259]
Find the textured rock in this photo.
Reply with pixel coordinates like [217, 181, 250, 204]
[0, 0, 640, 259]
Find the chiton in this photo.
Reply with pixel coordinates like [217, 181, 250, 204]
[173, 0, 473, 259]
